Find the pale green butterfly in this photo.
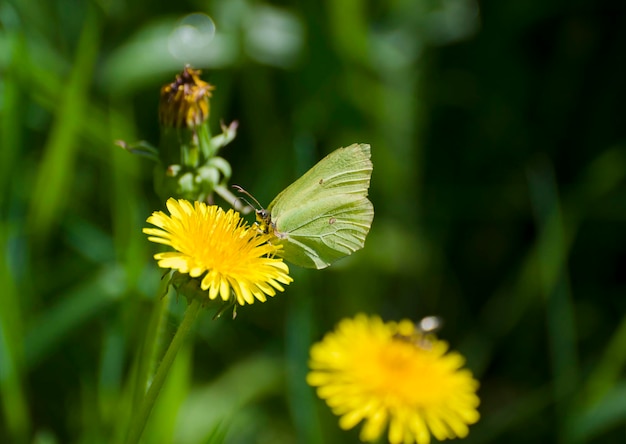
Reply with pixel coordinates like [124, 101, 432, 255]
[253, 143, 374, 269]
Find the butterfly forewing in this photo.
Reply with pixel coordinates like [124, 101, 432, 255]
[268, 144, 372, 217]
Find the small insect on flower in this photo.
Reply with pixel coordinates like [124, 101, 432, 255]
[393, 315, 443, 349]
[307, 314, 480, 444]
[143, 198, 293, 306]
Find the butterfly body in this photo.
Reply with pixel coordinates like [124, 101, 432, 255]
[257, 143, 374, 269]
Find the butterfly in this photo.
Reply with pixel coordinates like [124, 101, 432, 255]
[254, 143, 374, 269]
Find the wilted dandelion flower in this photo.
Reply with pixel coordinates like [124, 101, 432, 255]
[154, 66, 236, 203]
[307, 314, 480, 444]
[159, 66, 214, 128]
[143, 198, 292, 305]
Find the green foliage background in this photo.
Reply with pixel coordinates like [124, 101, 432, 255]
[1, 0, 626, 443]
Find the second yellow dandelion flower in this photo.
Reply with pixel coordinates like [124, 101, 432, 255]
[307, 314, 480, 444]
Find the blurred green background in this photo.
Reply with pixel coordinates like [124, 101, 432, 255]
[1, 0, 626, 443]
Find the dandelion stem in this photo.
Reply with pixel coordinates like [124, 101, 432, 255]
[124, 298, 202, 444]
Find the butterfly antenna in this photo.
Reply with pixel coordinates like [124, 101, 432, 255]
[232, 185, 263, 210]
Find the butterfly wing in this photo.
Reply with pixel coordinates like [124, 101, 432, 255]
[268, 143, 374, 269]
[274, 195, 374, 268]
[268, 143, 372, 217]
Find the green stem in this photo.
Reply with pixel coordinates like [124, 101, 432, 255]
[132, 280, 171, 414]
[124, 299, 202, 444]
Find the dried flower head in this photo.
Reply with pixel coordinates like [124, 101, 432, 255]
[159, 66, 215, 128]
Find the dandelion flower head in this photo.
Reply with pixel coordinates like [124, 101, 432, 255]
[159, 66, 214, 128]
[144, 198, 292, 305]
[307, 314, 480, 444]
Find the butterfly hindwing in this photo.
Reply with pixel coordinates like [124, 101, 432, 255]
[273, 195, 374, 268]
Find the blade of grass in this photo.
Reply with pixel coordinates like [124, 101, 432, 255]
[0, 30, 31, 444]
[130, 284, 172, 420]
[326, 0, 368, 63]
[111, 287, 176, 444]
[527, 157, 579, 442]
[568, 381, 626, 443]
[0, 33, 23, 208]
[586, 315, 626, 400]
[97, 325, 126, 432]
[173, 352, 284, 444]
[28, 7, 100, 239]
[23, 264, 124, 369]
[108, 102, 147, 283]
[475, 148, 626, 376]
[142, 342, 192, 444]
[0, 227, 31, 443]
[285, 272, 323, 444]
[124, 299, 202, 444]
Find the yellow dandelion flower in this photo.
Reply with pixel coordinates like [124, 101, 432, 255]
[159, 66, 214, 128]
[307, 314, 480, 444]
[143, 198, 293, 305]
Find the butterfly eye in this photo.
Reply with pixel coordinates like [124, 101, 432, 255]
[254, 209, 265, 222]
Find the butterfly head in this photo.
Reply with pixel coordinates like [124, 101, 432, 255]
[255, 208, 273, 234]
